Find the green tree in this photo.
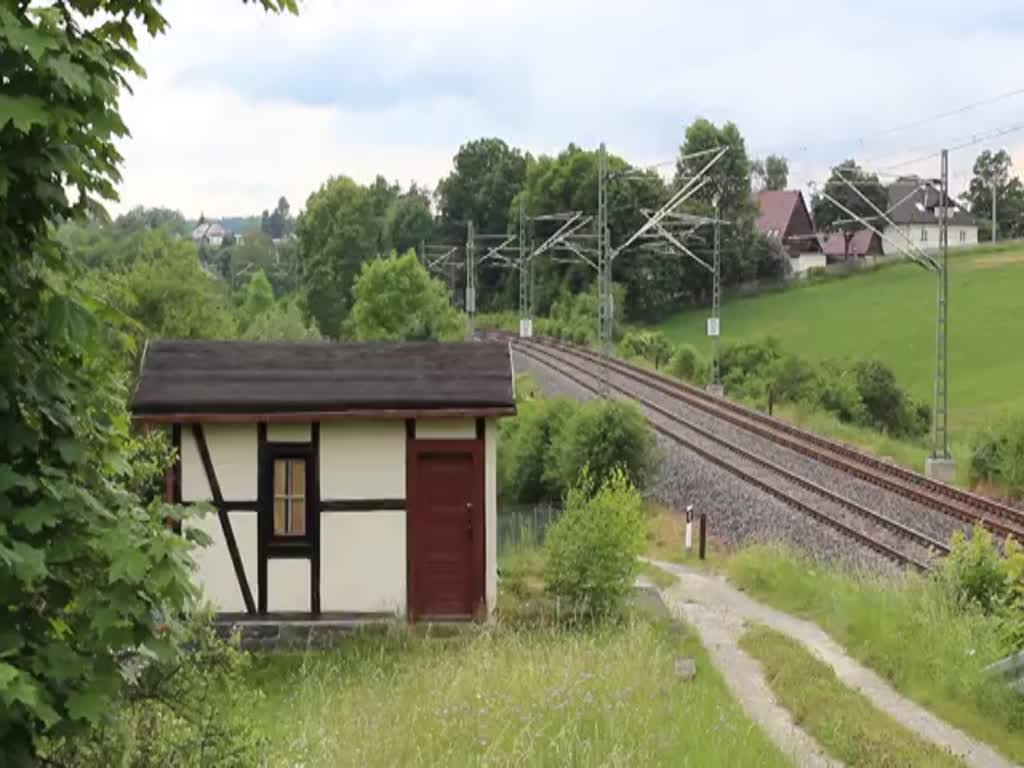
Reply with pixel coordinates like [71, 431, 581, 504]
[674, 118, 754, 221]
[348, 250, 463, 341]
[437, 137, 527, 236]
[238, 268, 276, 331]
[295, 175, 377, 337]
[242, 299, 321, 341]
[753, 154, 789, 191]
[517, 144, 670, 320]
[266, 195, 292, 239]
[384, 185, 435, 255]
[812, 160, 887, 260]
[961, 150, 1024, 240]
[0, 1, 295, 762]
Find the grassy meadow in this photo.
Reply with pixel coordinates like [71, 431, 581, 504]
[657, 243, 1024, 443]
[238, 542, 789, 767]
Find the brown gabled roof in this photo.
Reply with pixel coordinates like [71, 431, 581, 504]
[755, 190, 802, 239]
[131, 339, 516, 417]
[822, 229, 883, 259]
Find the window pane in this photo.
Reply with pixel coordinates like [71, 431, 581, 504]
[290, 498, 306, 536]
[273, 497, 286, 535]
[291, 460, 305, 497]
[274, 460, 286, 496]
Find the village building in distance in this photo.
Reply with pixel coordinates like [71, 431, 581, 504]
[755, 176, 978, 276]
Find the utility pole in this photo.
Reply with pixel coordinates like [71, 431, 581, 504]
[992, 181, 998, 242]
[597, 142, 612, 391]
[927, 149, 954, 481]
[466, 220, 476, 340]
[709, 197, 723, 395]
[518, 197, 531, 337]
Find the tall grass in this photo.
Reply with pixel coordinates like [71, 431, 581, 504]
[246, 619, 791, 767]
[728, 546, 1024, 762]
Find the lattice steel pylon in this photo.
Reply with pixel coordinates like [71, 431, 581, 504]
[711, 198, 722, 390]
[932, 149, 951, 460]
[596, 143, 613, 390]
[465, 220, 476, 340]
[518, 198, 530, 335]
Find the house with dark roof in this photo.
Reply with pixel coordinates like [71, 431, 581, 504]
[821, 229, 883, 261]
[755, 190, 826, 274]
[132, 339, 516, 622]
[881, 176, 978, 256]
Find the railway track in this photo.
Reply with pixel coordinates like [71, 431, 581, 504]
[521, 336, 1024, 543]
[513, 338, 946, 571]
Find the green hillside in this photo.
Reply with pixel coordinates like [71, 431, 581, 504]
[657, 243, 1024, 439]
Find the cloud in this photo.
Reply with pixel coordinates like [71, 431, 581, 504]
[113, 0, 1024, 215]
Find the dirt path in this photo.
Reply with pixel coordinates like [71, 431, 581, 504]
[648, 559, 1017, 768]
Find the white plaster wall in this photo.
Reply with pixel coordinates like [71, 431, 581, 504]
[181, 424, 257, 502]
[267, 559, 311, 612]
[186, 509, 258, 613]
[320, 421, 405, 499]
[882, 225, 978, 255]
[485, 418, 497, 617]
[267, 422, 311, 443]
[415, 418, 476, 439]
[321, 512, 406, 614]
[180, 424, 259, 613]
[790, 253, 827, 275]
[180, 427, 211, 502]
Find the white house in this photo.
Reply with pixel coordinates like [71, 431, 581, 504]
[131, 340, 515, 622]
[192, 221, 229, 248]
[882, 177, 978, 256]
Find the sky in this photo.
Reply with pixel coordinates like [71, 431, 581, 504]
[114, 0, 1024, 217]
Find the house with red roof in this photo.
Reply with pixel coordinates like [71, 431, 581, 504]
[754, 190, 826, 275]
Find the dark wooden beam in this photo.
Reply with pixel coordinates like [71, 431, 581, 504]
[320, 499, 406, 512]
[136, 406, 516, 425]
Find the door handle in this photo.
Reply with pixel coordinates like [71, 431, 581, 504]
[465, 502, 473, 538]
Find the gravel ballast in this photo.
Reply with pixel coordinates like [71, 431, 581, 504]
[514, 349, 897, 572]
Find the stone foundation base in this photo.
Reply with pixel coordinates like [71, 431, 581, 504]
[215, 614, 394, 652]
[924, 456, 957, 484]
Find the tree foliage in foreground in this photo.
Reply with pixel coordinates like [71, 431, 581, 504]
[347, 250, 464, 341]
[0, 0, 295, 762]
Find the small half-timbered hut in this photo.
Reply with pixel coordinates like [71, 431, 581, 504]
[131, 340, 515, 622]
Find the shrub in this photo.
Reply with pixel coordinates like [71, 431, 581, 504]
[719, 337, 784, 384]
[501, 397, 580, 504]
[849, 359, 926, 437]
[42, 612, 265, 767]
[553, 399, 658, 494]
[544, 468, 648, 617]
[940, 526, 1009, 612]
[766, 353, 818, 405]
[969, 414, 1024, 499]
[667, 344, 706, 383]
[815, 361, 868, 425]
[619, 330, 673, 369]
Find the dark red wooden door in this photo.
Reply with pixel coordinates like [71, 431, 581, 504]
[408, 440, 484, 620]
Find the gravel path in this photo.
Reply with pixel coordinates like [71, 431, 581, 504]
[650, 560, 1017, 768]
[515, 349, 896, 571]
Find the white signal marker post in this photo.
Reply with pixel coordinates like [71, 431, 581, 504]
[684, 504, 695, 551]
